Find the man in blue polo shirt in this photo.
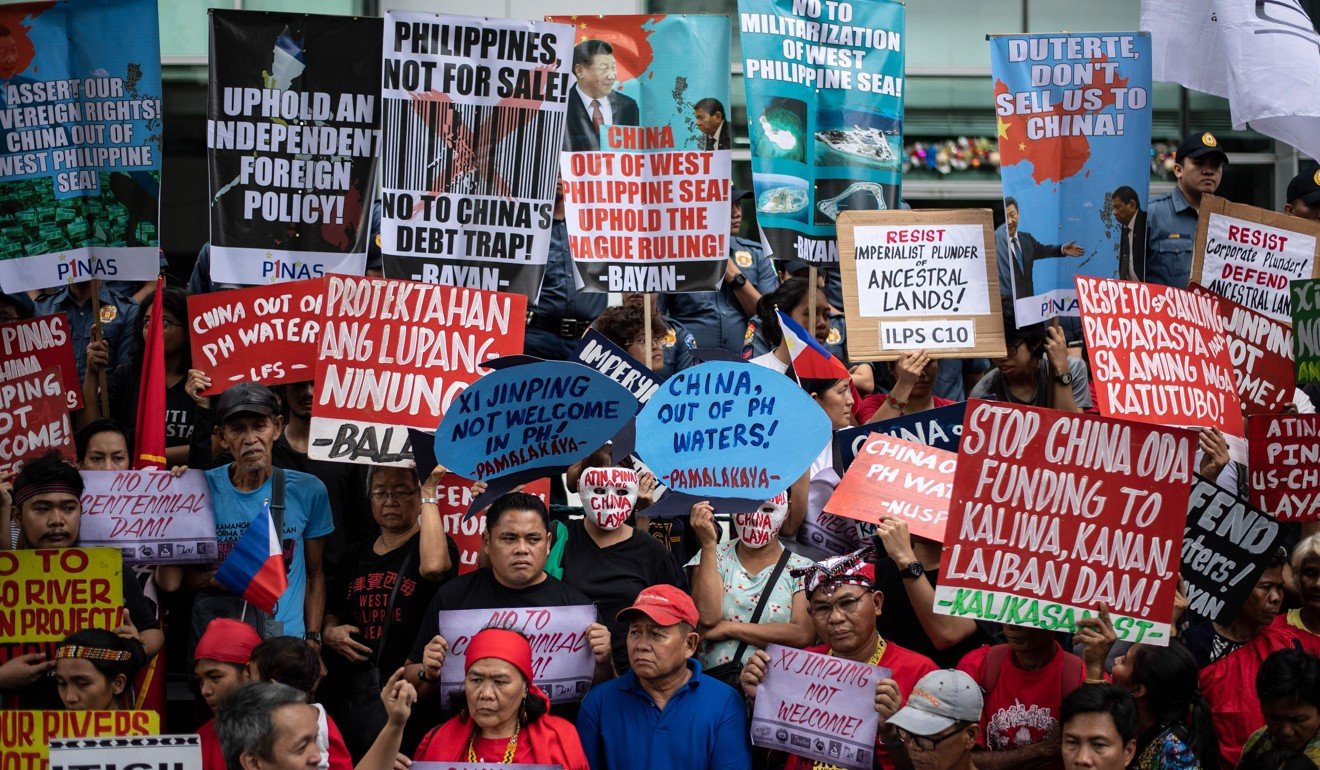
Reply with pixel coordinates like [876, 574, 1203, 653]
[577, 584, 751, 770]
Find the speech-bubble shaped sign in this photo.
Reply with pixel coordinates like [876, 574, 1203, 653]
[435, 361, 637, 483]
[634, 361, 831, 498]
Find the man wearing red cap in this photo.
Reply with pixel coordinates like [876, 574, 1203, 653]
[577, 584, 752, 770]
[194, 617, 262, 770]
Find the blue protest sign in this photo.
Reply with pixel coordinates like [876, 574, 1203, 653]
[435, 361, 637, 483]
[834, 402, 966, 473]
[634, 362, 830, 498]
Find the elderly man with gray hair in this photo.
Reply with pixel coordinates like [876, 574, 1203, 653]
[215, 681, 320, 770]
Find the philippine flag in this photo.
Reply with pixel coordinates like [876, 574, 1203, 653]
[215, 501, 287, 614]
[776, 310, 850, 381]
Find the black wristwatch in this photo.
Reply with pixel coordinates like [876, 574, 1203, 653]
[304, 631, 322, 644]
[730, 273, 748, 288]
[1052, 370, 1073, 386]
[900, 561, 925, 580]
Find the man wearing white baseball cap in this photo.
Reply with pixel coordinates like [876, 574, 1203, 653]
[887, 669, 984, 770]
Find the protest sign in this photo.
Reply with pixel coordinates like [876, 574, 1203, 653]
[935, 400, 1195, 644]
[1182, 477, 1284, 624]
[308, 276, 526, 466]
[1192, 196, 1320, 323]
[434, 472, 551, 575]
[0, 315, 80, 410]
[837, 210, 1005, 359]
[208, 12, 381, 284]
[380, 14, 572, 300]
[414, 765, 558, 770]
[435, 361, 635, 483]
[1295, 278, 1320, 383]
[750, 644, 887, 770]
[50, 735, 200, 770]
[991, 33, 1153, 326]
[1248, 414, 1320, 522]
[551, 14, 731, 293]
[0, 365, 74, 475]
[738, 0, 904, 264]
[187, 279, 323, 395]
[634, 362, 831, 501]
[572, 329, 663, 404]
[0, 0, 162, 293]
[0, 548, 123, 643]
[436, 605, 597, 703]
[834, 403, 966, 473]
[1077, 277, 1246, 461]
[78, 470, 216, 565]
[0, 711, 159, 770]
[1187, 283, 1295, 415]
[825, 433, 955, 543]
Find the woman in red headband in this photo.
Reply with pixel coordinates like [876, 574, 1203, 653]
[413, 627, 589, 768]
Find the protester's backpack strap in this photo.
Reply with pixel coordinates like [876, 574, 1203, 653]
[728, 547, 793, 669]
[979, 643, 1012, 697]
[270, 466, 287, 536]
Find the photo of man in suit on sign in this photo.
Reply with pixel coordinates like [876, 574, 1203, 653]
[1111, 185, 1146, 281]
[995, 197, 1085, 302]
[564, 39, 640, 151]
[694, 97, 731, 151]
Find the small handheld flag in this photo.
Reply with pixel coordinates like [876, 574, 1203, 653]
[214, 500, 287, 614]
[776, 309, 850, 381]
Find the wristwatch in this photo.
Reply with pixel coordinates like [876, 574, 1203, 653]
[304, 631, 322, 644]
[900, 561, 925, 580]
[730, 273, 748, 288]
[1052, 370, 1074, 386]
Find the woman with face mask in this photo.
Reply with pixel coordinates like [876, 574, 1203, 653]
[686, 494, 816, 687]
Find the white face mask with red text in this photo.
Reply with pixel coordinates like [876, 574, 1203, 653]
[579, 467, 639, 531]
[732, 492, 789, 548]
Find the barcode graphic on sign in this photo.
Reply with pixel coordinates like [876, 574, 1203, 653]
[382, 99, 563, 200]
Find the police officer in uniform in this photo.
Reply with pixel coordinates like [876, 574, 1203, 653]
[1146, 132, 1227, 288]
[35, 281, 138, 378]
[658, 189, 778, 355]
[1285, 168, 1320, 222]
[524, 194, 609, 361]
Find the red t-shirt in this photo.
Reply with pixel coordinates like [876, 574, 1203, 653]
[784, 641, 939, 770]
[957, 643, 1085, 765]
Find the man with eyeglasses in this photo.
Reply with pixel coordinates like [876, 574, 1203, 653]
[741, 545, 938, 770]
[886, 669, 984, 770]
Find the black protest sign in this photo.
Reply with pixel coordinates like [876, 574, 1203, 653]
[1182, 476, 1284, 624]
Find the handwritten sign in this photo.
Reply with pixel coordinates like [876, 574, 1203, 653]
[934, 401, 1194, 645]
[1077, 277, 1245, 461]
[1, 711, 159, 770]
[1248, 414, 1320, 522]
[309, 276, 526, 466]
[635, 362, 831, 499]
[0, 365, 74, 475]
[572, 329, 663, 404]
[436, 605, 596, 703]
[750, 644, 887, 770]
[838, 210, 1005, 359]
[0, 314, 81, 410]
[0, 548, 123, 643]
[1189, 283, 1295, 415]
[78, 470, 217, 565]
[1295, 278, 1320, 383]
[436, 473, 551, 575]
[1192, 195, 1320, 323]
[1183, 477, 1284, 624]
[834, 403, 966, 473]
[825, 434, 955, 543]
[50, 735, 200, 770]
[187, 279, 323, 395]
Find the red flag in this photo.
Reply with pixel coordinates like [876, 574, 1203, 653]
[134, 275, 166, 470]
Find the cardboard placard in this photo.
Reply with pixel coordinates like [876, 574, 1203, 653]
[78, 470, 217, 565]
[1077, 277, 1246, 461]
[1188, 283, 1295, 415]
[0, 548, 124, 643]
[436, 605, 597, 703]
[0, 314, 81, 410]
[49, 734, 200, 770]
[0, 365, 74, 475]
[1182, 477, 1284, 624]
[935, 401, 1195, 645]
[0, 711, 159, 770]
[1295, 278, 1320, 383]
[436, 474, 551, 575]
[308, 276, 526, 466]
[1248, 414, 1320, 522]
[825, 433, 955, 543]
[1191, 195, 1320, 323]
[749, 644, 888, 770]
[837, 210, 1005, 359]
[187, 279, 324, 395]
[833, 403, 966, 473]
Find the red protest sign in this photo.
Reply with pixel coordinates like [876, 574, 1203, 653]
[0, 366, 74, 475]
[436, 473, 552, 574]
[309, 276, 527, 466]
[824, 432, 955, 543]
[0, 314, 81, 410]
[1248, 414, 1320, 522]
[934, 400, 1195, 645]
[187, 279, 324, 396]
[1188, 283, 1295, 416]
[1077, 277, 1246, 460]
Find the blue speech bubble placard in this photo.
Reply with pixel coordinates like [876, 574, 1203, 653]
[436, 361, 638, 482]
[634, 361, 831, 498]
